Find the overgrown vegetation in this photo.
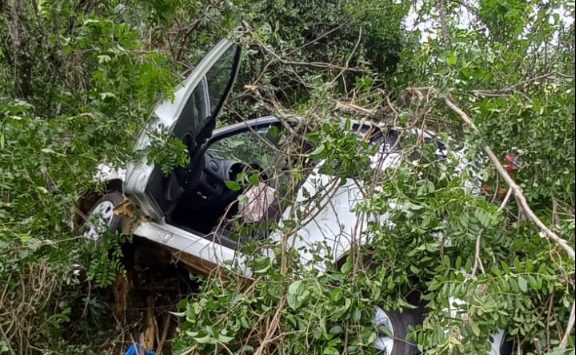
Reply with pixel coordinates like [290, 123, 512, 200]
[0, 0, 574, 354]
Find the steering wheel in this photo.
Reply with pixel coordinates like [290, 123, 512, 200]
[180, 152, 252, 209]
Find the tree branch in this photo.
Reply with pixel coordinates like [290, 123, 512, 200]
[471, 230, 485, 277]
[242, 21, 365, 73]
[444, 94, 575, 349]
[444, 95, 574, 260]
[560, 301, 575, 349]
[497, 188, 513, 212]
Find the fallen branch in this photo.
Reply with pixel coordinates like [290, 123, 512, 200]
[472, 71, 571, 96]
[444, 95, 576, 349]
[444, 96, 574, 260]
[254, 296, 286, 355]
[242, 21, 364, 74]
[335, 101, 379, 117]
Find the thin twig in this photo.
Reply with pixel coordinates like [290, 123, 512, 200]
[471, 231, 485, 277]
[335, 101, 378, 117]
[286, 24, 344, 56]
[253, 296, 286, 355]
[546, 293, 555, 351]
[329, 26, 363, 85]
[497, 188, 513, 212]
[473, 72, 569, 95]
[243, 21, 364, 74]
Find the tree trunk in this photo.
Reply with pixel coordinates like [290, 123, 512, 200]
[438, 0, 451, 47]
[2, 0, 33, 98]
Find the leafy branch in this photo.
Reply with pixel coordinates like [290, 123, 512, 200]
[443, 93, 575, 350]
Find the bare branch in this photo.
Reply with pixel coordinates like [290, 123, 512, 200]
[472, 71, 572, 97]
[286, 24, 345, 57]
[497, 188, 513, 212]
[560, 301, 575, 349]
[242, 21, 365, 74]
[335, 101, 379, 117]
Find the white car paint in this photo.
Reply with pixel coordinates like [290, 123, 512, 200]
[94, 163, 125, 183]
[131, 219, 243, 272]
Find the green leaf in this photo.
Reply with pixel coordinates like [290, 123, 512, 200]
[0, 340, 10, 353]
[99, 92, 117, 100]
[287, 280, 307, 310]
[224, 180, 241, 191]
[310, 144, 325, 156]
[329, 325, 343, 335]
[470, 321, 481, 337]
[518, 276, 528, 293]
[248, 173, 260, 186]
[97, 54, 112, 63]
[217, 334, 234, 343]
[447, 52, 457, 66]
[397, 298, 418, 310]
[287, 294, 300, 310]
[340, 259, 353, 273]
[288, 280, 303, 295]
[193, 334, 213, 344]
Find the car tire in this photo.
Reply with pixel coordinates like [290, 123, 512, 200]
[489, 330, 514, 355]
[374, 307, 420, 355]
[82, 191, 124, 241]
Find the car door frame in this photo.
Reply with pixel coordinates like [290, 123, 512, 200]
[205, 115, 282, 147]
[130, 116, 284, 274]
[125, 39, 242, 222]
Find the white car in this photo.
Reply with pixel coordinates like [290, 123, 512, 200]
[78, 38, 513, 355]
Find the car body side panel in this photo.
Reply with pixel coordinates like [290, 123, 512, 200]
[131, 219, 244, 273]
[279, 175, 371, 272]
[94, 163, 126, 183]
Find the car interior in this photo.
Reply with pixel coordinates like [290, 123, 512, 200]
[166, 125, 293, 247]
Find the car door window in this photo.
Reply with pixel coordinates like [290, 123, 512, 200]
[205, 45, 237, 116]
[208, 130, 277, 166]
[172, 44, 239, 140]
[173, 79, 209, 138]
[208, 128, 288, 184]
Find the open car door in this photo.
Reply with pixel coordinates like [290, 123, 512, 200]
[125, 39, 241, 221]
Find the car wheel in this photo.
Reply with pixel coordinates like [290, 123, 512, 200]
[82, 191, 124, 241]
[374, 306, 420, 355]
[489, 330, 514, 355]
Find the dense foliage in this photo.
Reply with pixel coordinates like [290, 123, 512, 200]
[0, 0, 574, 354]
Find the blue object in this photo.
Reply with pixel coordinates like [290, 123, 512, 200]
[124, 343, 156, 355]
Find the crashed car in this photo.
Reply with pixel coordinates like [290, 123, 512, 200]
[77, 38, 513, 355]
